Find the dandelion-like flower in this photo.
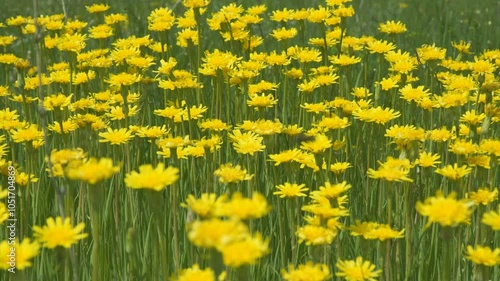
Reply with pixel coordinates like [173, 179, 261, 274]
[282, 262, 331, 281]
[33, 217, 88, 248]
[65, 157, 120, 184]
[467, 187, 498, 206]
[465, 245, 500, 266]
[435, 163, 472, 181]
[274, 182, 309, 198]
[416, 191, 474, 228]
[482, 204, 500, 230]
[214, 163, 253, 184]
[98, 128, 134, 145]
[125, 163, 179, 191]
[335, 257, 382, 281]
[0, 239, 39, 270]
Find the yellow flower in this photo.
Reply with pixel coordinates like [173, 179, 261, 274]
[435, 163, 472, 181]
[399, 84, 430, 103]
[125, 163, 179, 191]
[220, 233, 269, 267]
[182, 0, 211, 9]
[148, 7, 175, 31]
[378, 20, 406, 34]
[86, 4, 110, 13]
[335, 257, 382, 281]
[467, 187, 498, 205]
[33, 217, 87, 248]
[300, 134, 332, 154]
[105, 72, 141, 87]
[460, 110, 486, 126]
[89, 24, 114, 39]
[188, 218, 248, 249]
[247, 93, 278, 108]
[56, 33, 87, 53]
[182, 193, 228, 218]
[271, 27, 297, 41]
[426, 126, 455, 142]
[177, 264, 215, 281]
[99, 128, 134, 145]
[353, 106, 400, 124]
[296, 225, 337, 245]
[214, 163, 253, 184]
[65, 158, 120, 184]
[274, 183, 309, 198]
[482, 204, 500, 230]
[268, 149, 300, 166]
[9, 124, 44, 143]
[415, 151, 441, 168]
[199, 49, 240, 76]
[0, 238, 40, 270]
[136, 125, 168, 139]
[416, 191, 474, 228]
[366, 39, 396, 54]
[215, 192, 269, 220]
[367, 157, 413, 182]
[378, 76, 399, 91]
[416, 44, 446, 63]
[451, 40, 471, 54]
[362, 224, 405, 241]
[465, 245, 500, 266]
[228, 129, 265, 155]
[330, 54, 361, 66]
[311, 181, 351, 200]
[348, 220, 379, 237]
[479, 139, 500, 157]
[467, 155, 491, 169]
[48, 120, 79, 134]
[330, 162, 352, 174]
[385, 124, 425, 149]
[282, 262, 331, 281]
[105, 13, 128, 25]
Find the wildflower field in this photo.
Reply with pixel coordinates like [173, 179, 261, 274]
[1, 0, 500, 280]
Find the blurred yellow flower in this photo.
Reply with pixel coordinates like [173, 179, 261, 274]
[282, 262, 331, 281]
[465, 245, 500, 266]
[416, 191, 473, 228]
[66, 157, 120, 184]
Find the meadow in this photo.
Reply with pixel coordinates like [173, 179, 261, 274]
[0, 0, 499, 280]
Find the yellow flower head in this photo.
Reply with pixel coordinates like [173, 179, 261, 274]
[435, 163, 473, 181]
[33, 217, 87, 248]
[215, 192, 269, 220]
[214, 163, 253, 184]
[177, 264, 215, 281]
[125, 163, 179, 191]
[482, 204, 500, 230]
[220, 233, 269, 267]
[274, 182, 309, 198]
[378, 20, 407, 34]
[65, 157, 120, 184]
[465, 245, 500, 266]
[0, 238, 40, 270]
[335, 257, 382, 281]
[416, 191, 474, 228]
[467, 187, 498, 206]
[282, 262, 331, 281]
[86, 4, 110, 14]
